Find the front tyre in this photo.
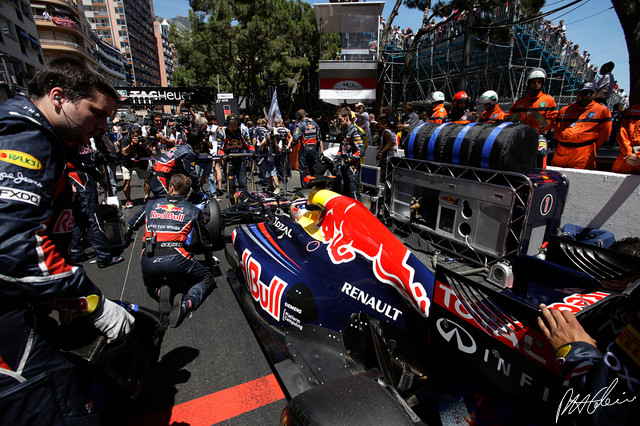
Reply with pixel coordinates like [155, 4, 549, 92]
[280, 373, 418, 425]
[207, 198, 224, 251]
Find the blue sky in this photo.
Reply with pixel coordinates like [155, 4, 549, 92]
[153, 0, 629, 92]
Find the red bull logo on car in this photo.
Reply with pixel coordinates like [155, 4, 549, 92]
[240, 249, 287, 321]
[310, 190, 433, 317]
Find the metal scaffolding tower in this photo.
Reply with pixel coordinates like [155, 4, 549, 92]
[382, 8, 595, 111]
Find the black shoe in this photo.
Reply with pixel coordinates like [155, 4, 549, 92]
[169, 294, 192, 328]
[158, 285, 172, 315]
[72, 252, 95, 263]
[97, 256, 125, 268]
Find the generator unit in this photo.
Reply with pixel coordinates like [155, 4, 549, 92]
[385, 157, 568, 266]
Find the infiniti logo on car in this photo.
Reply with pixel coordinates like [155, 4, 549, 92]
[436, 318, 477, 354]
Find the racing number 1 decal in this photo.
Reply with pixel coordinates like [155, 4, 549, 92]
[540, 194, 553, 216]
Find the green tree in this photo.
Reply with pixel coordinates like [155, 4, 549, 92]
[171, 0, 318, 114]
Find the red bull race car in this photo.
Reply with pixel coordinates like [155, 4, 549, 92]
[224, 142, 640, 424]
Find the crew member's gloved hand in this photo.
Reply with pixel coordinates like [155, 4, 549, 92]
[124, 226, 134, 245]
[88, 299, 135, 344]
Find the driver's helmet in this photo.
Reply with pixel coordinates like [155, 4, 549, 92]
[290, 198, 308, 221]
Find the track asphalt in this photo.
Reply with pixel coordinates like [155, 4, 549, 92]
[84, 170, 304, 425]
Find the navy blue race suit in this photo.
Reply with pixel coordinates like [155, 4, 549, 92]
[253, 125, 278, 183]
[0, 96, 115, 422]
[217, 126, 255, 194]
[67, 155, 114, 264]
[552, 312, 640, 425]
[274, 126, 291, 180]
[252, 125, 269, 185]
[292, 118, 321, 188]
[338, 123, 365, 201]
[128, 194, 214, 310]
[151, 143, 200, 197]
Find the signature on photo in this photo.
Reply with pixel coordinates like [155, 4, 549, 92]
[556, 378, 637, 423]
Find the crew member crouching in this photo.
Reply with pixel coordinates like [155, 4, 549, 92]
[127, 174, 216, 328]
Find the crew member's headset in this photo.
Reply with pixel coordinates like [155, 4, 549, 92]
[55, 94, 89, 137]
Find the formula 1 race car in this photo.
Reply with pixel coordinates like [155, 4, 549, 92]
[223, 128, 640, 424]
[224, 184, 640, 425]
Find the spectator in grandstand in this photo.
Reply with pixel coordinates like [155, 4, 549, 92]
[429, 91, 448, 124]
[551, 81, 612, 170]
[508, 68, 557, 135]
[477, 90, 506, 123]
[611, 102, 640, 174]
[397, 101, 420, 135]
[445, 91, 474, 124]
[595, 61, 616, 105]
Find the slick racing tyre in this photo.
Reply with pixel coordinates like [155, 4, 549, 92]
[207, 198, 224, 251]
[281, 373, 416, 425]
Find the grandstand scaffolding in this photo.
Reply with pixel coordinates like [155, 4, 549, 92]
[382, 6, 599, 111]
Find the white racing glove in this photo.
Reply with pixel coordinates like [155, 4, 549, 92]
[88, 299, 135, 344]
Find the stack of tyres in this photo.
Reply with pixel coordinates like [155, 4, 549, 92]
[403, 122, 539, 173]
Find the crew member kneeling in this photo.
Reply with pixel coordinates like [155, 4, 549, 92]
[128, 174, 216, 328]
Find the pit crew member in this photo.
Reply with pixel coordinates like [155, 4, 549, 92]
[337, 108, 365, 201]
[273, 118, 292, 181]
[127, 174, 216, 328]
[292, 109, 321, 189]
[217, 114, 255, 194]
[255, 119, 281, 193]
[0, 57, 134, 423]
[68, 137, 124, 267]
[150, 127, 202, 198]
[538, 303, 640, 425]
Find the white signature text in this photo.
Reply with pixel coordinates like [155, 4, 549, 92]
[556, 378, 637, 423]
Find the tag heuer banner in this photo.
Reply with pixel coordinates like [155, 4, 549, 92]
[115, 87, 215, 106]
